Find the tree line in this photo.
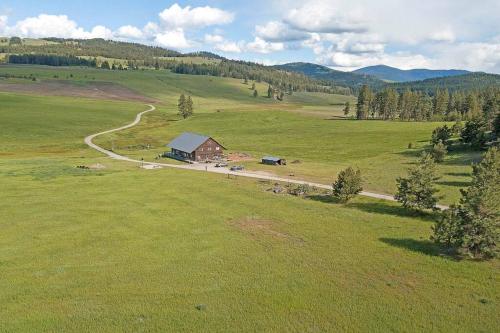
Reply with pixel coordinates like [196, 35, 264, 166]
[165, 61, 351, 95]
[354, 85, 499, 123]
[8, 54, 97, 67]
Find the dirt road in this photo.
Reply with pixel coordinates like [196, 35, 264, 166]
[84, 104, 448, 209]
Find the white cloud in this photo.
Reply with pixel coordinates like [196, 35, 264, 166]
[317, 50, 431, 71]
[158, 3, 234, 30]
[214, 41, 242, 53]
[0, 15, 7, 33]
[204, 34, 224, 44]
[245, 37, 284, 54]
[429, 28, 456, 43]
[154, 28, 190, 49]
[88, 25, 113, 39]
[0, 14, 112, 39]
[284, 2, 367, 34]
[255, 21, 309, 42]
[115, 25, 144, 40]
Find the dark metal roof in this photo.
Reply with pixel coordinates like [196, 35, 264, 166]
[262, 156, 282, 162]
[167, 132, 210, 153]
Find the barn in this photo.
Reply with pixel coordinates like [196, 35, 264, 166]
[166, 132, 225, 162]
[262, 156, 286, 165]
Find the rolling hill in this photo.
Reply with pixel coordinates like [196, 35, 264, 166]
[274, 62, 385, 91]
[389, 72, 500, 93]
[354, 65, 470, 82]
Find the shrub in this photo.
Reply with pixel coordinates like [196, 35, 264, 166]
[332, 167, 363, 203]
[395, 154, 440, 211]
[430, 140, 447, 163]
[432, 148, 499, 259]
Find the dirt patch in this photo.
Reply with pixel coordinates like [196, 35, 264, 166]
[0, 80, 157, 103]
[228, 152, 254, 162]
[229, 217, 304, 243]
[88, 163, 106, 170]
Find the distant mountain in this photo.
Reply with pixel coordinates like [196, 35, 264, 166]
[353, 65, 470, 82]
[389, 72, 500, 93]
[274, 62, 385, 90]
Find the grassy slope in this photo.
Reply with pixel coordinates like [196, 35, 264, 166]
[96, 108, 478, 204]
[0, 71, 498, 331]
[0, 65, 480, 203]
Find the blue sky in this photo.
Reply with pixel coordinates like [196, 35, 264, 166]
[1, 1, 499, 73]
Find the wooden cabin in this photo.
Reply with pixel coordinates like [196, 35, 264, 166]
[167, 132, 225, 162]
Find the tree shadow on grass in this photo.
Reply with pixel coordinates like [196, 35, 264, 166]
[436, 180, 470, 187]
[306, 195, 341, 204]
[346, 202, 439, 222]
[445, 172, 471, 177]
[379, 238, 458, 260]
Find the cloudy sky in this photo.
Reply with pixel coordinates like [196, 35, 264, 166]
[1, 0, 499, 72]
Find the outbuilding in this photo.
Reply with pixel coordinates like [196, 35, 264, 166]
[262, 156, 286, 165]
[166, 132, 225, 162]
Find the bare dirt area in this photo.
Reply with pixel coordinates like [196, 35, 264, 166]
[0, 79, 157, 103]
[227, 152, 254, 162]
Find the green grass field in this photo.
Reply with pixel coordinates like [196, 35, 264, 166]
[0, 65, 498, 332]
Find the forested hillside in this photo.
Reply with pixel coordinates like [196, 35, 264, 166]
[389, 73, 500, 93]
[275, 62, 385, 92]
[354, 65, 470, 82]
[1, 37, 350, 95]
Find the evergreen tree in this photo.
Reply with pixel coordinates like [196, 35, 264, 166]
[432, 89, 449, 119]
[343, 101, 351, 116]
[430, 140, 447, 163]
[251, 83, 256, 90]
[356, 85, 373, 120]
[185, 96, 194, 117]
[332, 167, 363, 203]
[493, 113, 500, 138]
[461, 119, 489, 149]
[267, 85, 273, 98]
[432, 147, 499, 259]
[101, 60, 111, 70]
[178, 94, 187, 118]
[253, 89, 258, 98]
[431, 125, 452, 145]
[395, 153, 440, 211]
[464, 93, 481, 119]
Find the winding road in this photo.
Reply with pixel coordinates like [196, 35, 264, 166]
[84, 104, 448, 209]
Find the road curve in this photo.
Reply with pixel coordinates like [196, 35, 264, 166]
[84, 104, 448, 210]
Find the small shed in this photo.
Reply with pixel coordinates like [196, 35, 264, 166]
[262, 156, 286, 165]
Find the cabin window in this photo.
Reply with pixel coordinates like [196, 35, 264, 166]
[216, 147, 220, 151]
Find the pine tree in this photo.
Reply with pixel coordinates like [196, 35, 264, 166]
[251, 83, 256, 90]
[253, 89, 258, 98]
[464, 93, 481, 119]
[432, 147, 499, 259]
[430, 140, 447, 163]
[185, 96, 194, 117]
[461, 119, 488, 149]
[356, 85, 373, 120]
[395, 153, 440, 211]
[332, 167, 363, 203]
[101, 61, 111, 70]
[178, 94, 187, 118]
[267, 85, 273, 98]
[343, 102, 351, 116]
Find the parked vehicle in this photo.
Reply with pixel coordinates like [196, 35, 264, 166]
[216, 162, 228, 168]
[230, 165, 244, 171]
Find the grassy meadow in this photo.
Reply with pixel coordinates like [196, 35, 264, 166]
[0, 65, 498, 332]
